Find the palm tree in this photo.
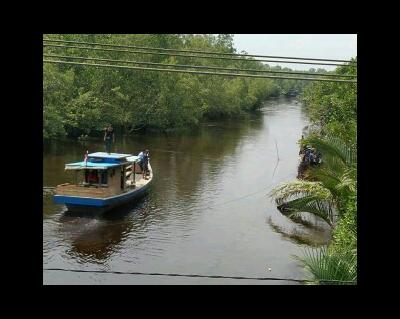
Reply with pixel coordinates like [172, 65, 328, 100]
[294, 247, 357, 285]
[269, 134, 357, 284]
[270, 134, 356, 228]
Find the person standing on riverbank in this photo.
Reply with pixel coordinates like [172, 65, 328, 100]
[104, 124, 115, 154]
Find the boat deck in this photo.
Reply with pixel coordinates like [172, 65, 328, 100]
[56, 173, 150, 199]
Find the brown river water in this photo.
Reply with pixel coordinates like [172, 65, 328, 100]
[43, 96, 331, 285]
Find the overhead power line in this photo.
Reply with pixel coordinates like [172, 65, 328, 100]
[43, 59, 358, 83]
[43, 43, 356, 68]
[43, 54, 356, 79]
[43, 38, 357, 64]
[43, 267, 356, 284]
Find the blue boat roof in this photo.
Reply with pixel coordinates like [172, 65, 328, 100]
[88, 152, 132, 159]
[65, 153, 140, 170]
[65, 161, 121, 170]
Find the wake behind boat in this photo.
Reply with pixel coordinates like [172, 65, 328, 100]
[53, 152, 153, 214]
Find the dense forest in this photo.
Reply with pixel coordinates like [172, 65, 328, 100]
[44, 34, 313, 140]
[271, 59, 357, 284]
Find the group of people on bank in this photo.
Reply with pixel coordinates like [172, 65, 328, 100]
[299, 145, 322, 165]
[299, 135, 322, 166]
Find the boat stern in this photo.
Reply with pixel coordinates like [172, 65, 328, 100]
[53, 195, 108, 207]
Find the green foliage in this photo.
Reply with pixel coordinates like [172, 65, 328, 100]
[304, 134, 357, 166]
[270, 134, 356, 227]
[43, 106, 66, 139]
[323, 120, 357, 149]
[331, 191, 357, 254]
[43, 34, 307, 140]
[300, 60, 357, 148]
[64, 91, 104, 136]
[295, 247, 357, 284]
[272, 59, 357, 284]
[295, 183, 357, 285]
[270, 180, 335, 226]
[43, 63, 75, 139]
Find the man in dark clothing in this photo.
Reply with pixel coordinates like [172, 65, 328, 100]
[142, 149, 150, 179]
[304, 147, 311, 164]
[104, 124, 115, 154]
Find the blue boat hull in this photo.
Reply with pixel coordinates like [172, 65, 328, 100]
[53, 182, 150, 214]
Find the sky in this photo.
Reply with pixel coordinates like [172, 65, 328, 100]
[232, 34, 357, 71]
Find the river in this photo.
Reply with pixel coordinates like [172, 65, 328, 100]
[43, 96, 331, 285]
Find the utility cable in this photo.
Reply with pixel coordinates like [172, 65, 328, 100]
[43, 59, 357, 83]
[43, 38, 357, 64]
[43, 43, 356, 68]
[43, 54, 356, 78]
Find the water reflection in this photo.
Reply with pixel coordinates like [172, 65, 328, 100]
[58, 197, 151, 263]
[267, 216, 331, 247]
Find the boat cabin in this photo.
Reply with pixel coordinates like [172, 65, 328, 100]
[55, 152, 145, 199]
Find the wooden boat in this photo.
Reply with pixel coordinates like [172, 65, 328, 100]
[53, 152, 153, 214]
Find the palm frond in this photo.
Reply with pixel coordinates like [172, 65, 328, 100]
[336, 165, 357, 194]
[294, 247, 357, 285]
[277, 195, 335, 227]
[309, 167, 342, 195]
[305, 135, 356, 167]
[270, 180, 332, 204]
[270, 180, 337, 227]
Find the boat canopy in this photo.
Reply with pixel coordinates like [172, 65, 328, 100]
[65, 162, 121, 170]
[88, 152, 132, 159]
[65, 153, 140, 170]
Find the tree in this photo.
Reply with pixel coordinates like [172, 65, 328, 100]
[270, 134, 356, 227]
[216, 34, 235, 53]
[43, 63, 75, 139]
[43, 34, 314, 139]
[301, 62, 357, 147]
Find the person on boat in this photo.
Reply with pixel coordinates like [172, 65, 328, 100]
[86, 170, 99, 184]
[142, 149, 150, 179]
[138, 149, 145, 159]
[138, 149, 145, 170]
[104, 124, 115, 154]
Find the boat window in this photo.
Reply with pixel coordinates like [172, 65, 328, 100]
[84, 169, 100, 185]
[101, 171, 108, 184]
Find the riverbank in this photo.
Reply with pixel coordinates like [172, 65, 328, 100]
[43, 93, 302, 142]
[270, 62, 357, 284]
